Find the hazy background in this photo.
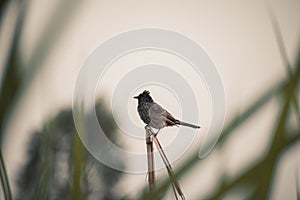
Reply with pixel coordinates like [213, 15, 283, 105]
[0, 0, 300, 199]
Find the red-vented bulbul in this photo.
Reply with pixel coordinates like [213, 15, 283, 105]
[134, 90, 200, 132]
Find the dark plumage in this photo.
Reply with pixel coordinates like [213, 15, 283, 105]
[134, 90, 200, 130]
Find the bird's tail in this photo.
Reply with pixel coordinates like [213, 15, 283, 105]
[177, 121, 201, 129]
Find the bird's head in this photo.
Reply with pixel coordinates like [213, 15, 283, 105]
[134, 90, 153, 103]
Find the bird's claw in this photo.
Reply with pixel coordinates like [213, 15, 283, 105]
[144, 125, 160, 136]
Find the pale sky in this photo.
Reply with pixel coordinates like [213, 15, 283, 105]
[1, 0, 300, 199]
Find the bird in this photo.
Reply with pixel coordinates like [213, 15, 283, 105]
[134, 90, 200, 134]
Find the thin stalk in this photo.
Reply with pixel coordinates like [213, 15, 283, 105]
[296, 164, 300, 200]
[0, 150, 12, 200]
[170, 178, 179, 200]
[152, 134, 185, 200]
[145, 126, 155, 193]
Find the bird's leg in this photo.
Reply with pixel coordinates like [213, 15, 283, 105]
[144, 125, 151, 133]
[145, 125, 153, 139]
[145, 125, 160, 136]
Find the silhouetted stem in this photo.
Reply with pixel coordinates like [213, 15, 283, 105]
[295, 165, 300, 200]
[151, 132, 185, 200]
[0, 150, 12, 200]
[145, 126, 155, 194]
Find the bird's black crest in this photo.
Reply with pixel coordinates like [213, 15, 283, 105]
[142, 90, 150, 96]
[135, 90, 153, 102]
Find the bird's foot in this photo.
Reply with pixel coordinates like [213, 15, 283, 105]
[144, 125, 160, 136]
[144, 125, 150, 130]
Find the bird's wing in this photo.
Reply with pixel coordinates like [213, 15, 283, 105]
[165, 111, 178, 124]
[149, 103, 165, 117]
[149, 103, 177, 126]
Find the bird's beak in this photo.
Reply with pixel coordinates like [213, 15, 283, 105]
[133, 96, 138, 99]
